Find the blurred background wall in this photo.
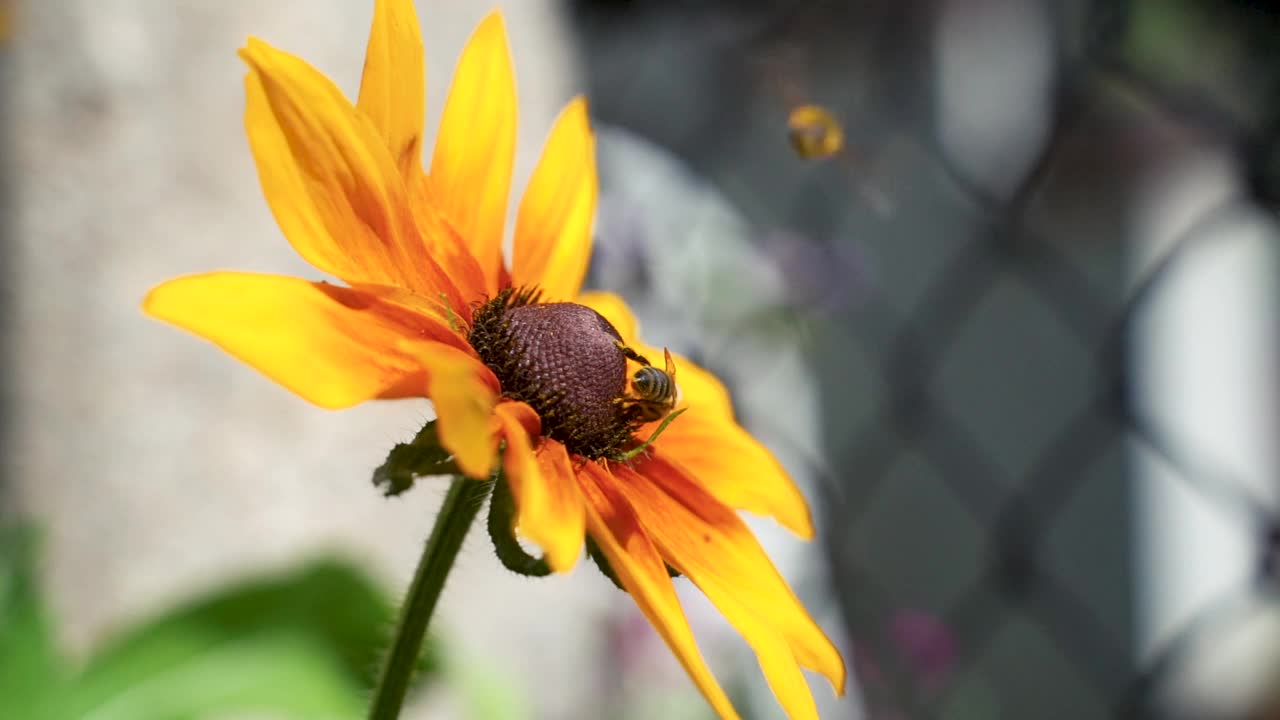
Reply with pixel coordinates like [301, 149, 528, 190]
[6, 1, 1280, 719]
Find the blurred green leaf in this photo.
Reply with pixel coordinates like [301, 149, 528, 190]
[81, 559, 427, 691]
[0, 525, 71, 714]
[59, 629, 366, 720]
[0, 525, 443, 720]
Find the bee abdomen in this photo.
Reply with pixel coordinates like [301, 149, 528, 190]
[633, 367, 674, 402]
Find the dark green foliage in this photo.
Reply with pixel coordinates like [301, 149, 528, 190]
[485, 469, 552, 578]
[372, 420, 457, 497]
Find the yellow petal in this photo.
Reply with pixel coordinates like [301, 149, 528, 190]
[512, 97, 597, 300]
[357, 0, 426, 174]
[407, 173, 489, 306]
[654, 423, 814, 539]
[530, 438, 587, 571]
[611, 458, 846, 707]
[712, 592, 819, 720]
[403, 341, 500, 479]
[143, 272, 468, 409]
[495, 411, 585, 572]
[578, 463, 742, 720]
[429, 11, 516, 295]
[240, 39, 465, 312]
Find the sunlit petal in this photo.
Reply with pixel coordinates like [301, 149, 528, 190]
[356, 0, 425, 174]
[143, 272, 468, 409]
[512, 97, 597, 300]
[653, 422, 813, 539]
[495, 409, 586, 572]
[403, 341, 500, 479]
[578, 463, 742, 720]
[710, 591, 819, 720]
[429, 11, 516, 294]
[407, 174, 489, 306]
[611, 458, 846, 706]
[240, 39, 466, 312]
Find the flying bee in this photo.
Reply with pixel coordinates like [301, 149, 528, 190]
[617, 345, 681, 423]
[787, 104, 844, 160]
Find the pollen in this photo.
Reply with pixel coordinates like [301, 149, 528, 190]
[469, 290, 639, 458]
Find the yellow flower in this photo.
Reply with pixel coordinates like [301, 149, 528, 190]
[142, 3, 845, 718]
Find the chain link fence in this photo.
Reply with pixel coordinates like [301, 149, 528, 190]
[573, 1, 1280, 718]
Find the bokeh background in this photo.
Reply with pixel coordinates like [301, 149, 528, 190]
[4, 1, 1280, 719]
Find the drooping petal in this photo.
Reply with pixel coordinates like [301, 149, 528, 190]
[495, 409, 586, 572]
[403, 341, 500, 479]
[512, 97, 597, 300]
[609, 458, 846, 711]
[653, 424, 814, 539]
[143, 272, 470, 409]
[709, 591, 819, 720]
[429, 11, 516, 294]
[240, 39, 465, 312]
[356, 0, 425, 174]
[577, 463, 742, 720]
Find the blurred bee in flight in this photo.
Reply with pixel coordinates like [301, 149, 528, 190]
[753, 39, 893, 214]
[788, 104, 845, 160]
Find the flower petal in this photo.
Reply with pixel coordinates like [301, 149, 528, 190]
[578, 463, 741, 720]
[240, 39, 465, 312]
[512, 97, 597, 300]
[356, 0, 425, 174]
[654, 423, 814, 539]
[610, 457, 846, 710]
[143, 272, 468, 409]
[429, 11, 516, 295]
[495, 410, 586, 572]
[403, 341, 500, 479]
[711, 592, 819, 720]
[407, 175, 489, 307]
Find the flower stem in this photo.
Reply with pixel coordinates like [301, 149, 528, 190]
[368, 475, 491, 720]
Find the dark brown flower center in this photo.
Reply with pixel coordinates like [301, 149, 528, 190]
[468, 290, 640, 458]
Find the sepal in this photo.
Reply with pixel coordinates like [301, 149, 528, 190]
[372, 421, 459, 497]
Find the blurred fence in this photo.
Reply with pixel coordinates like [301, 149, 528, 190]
[572, 1, 1280, 718]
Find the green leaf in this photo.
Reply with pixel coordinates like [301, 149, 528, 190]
[0, 537, 444, 720]
[60, 559, 442, 719]
[92, 560, 418, 687]
[0, 525, 70, 716]
[60, 629, 367, 720]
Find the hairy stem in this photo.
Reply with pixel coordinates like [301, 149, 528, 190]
[368, 475, 492, 720]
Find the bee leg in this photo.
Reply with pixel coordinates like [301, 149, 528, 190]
[614, 340, 652, 367]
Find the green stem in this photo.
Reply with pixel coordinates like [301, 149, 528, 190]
[368, 475, 492, 720]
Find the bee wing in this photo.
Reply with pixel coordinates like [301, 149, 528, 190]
[662, 347, 677, 380]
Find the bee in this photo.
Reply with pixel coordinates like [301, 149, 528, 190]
[787, 104, 844, 160]
[617, 345, 681, 423]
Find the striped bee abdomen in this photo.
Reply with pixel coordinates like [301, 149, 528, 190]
[633, 366, 676, 403]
